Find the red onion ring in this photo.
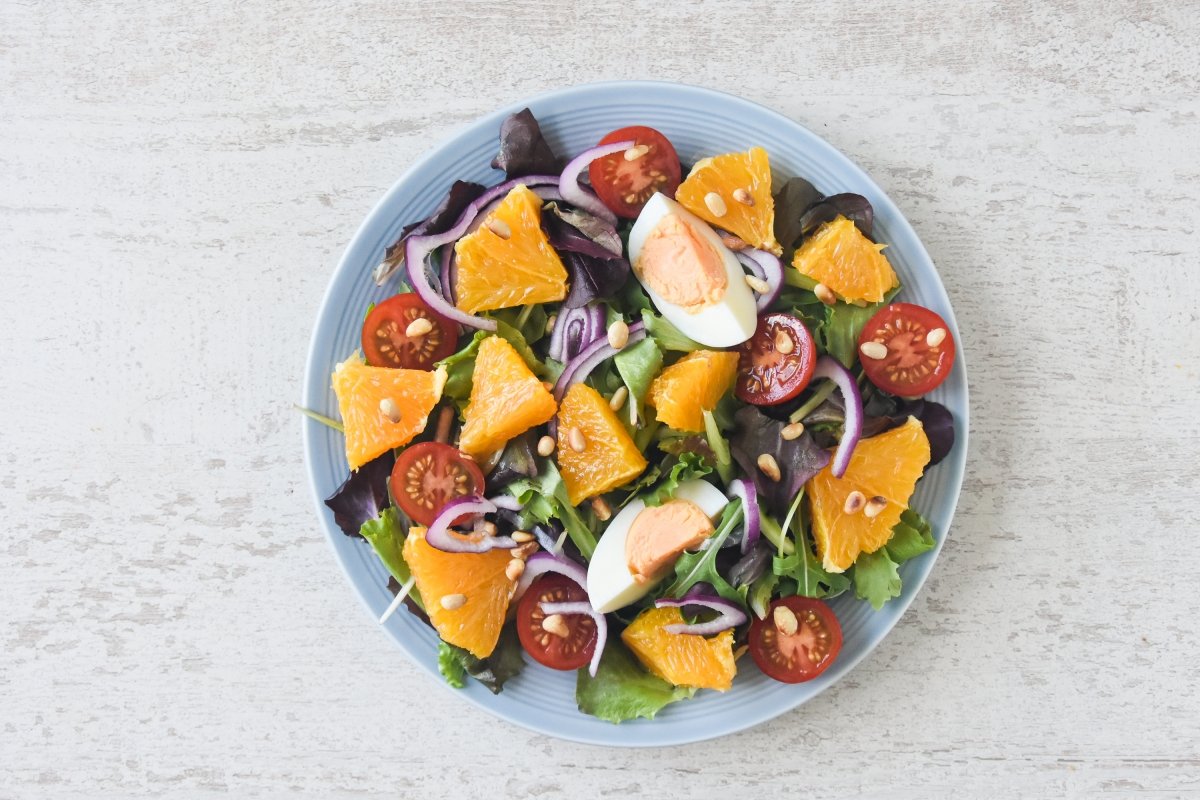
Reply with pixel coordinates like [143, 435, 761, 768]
[812, 355, 863, 478]
[539, 600, 607, 677]
[487, 495, 523, 512]
[551, 321, 645, 401]
[735, 248, 784, 312]
[558, 140, 634, 226]
[728, 478, 761, 554]
[655, 591, 748, 636]
[424, 495, 517, 553]
[514, 551, 589, 600]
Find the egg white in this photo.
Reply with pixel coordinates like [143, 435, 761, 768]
[627, 193, 758, 348]
[586, 479, 730, 614]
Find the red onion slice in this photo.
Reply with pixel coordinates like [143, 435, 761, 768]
[487, 495, 523, 512]
[539, 600, 607, 677]
[548, 305, 605, 364]
[551, 321, 646, 401]
[424, 495, 517, 553]
[558, 140, 634, 226]
[514, 551, 589, 600]
[812, 355, 863, 478]
[728, 478, 761, 554]
[735, 248, 784, 312]
[655, 592, 748, 636]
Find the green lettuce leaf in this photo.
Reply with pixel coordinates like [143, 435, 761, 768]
[701, 409, 734, 485]
[850, 549, 902, 610]
[576, 641, 696, 723]
[640, 452, 712, 507]
[664, 501, 744, 604]
[359, 507, 425, 610]
[508, 461, 598, 559]
[614, 337, 663, 425]
[887, 508, 936, 562]
[435, 625, 525, 693]
[823, 302, 885, 368]
[641, 310, 703, 353]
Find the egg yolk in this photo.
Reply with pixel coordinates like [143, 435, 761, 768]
[625, 498, 715, 583]
[635, 214, 728, 312]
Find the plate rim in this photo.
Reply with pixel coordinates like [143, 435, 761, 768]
[302, 79, 970, 747]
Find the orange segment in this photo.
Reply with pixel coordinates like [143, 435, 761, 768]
[454, 184, 568, 313]
[459, 336, 557, 459]
[331, 358, 443, 470]
[675, 146, 780, 254]
[806, 417, 930, 572]
[647, 350, 738, 433]
[791, 216, 899, 304]
[556, 384, 648, 505]
[622, 606, 736, 691]
[402, 527, 518, 658]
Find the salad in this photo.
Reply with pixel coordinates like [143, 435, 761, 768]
[309, 109, 958, 723]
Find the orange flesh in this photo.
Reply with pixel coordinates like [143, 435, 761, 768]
[624, 499, 715, 583]
[635, 214, 727, 312]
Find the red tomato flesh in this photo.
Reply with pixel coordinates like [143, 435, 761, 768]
[857, 302, 956, 398]
[735, 313, 818, 405]
[517, 574, 597, 671]
[389, 441, 485, 527]
[748, 596, 843, 683]
[588, 126, 682, 219]
[362, 293, 457, 370]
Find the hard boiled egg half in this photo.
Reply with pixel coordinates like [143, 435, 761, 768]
[586, 479, 730, 613]
[627, 193, 758, 348]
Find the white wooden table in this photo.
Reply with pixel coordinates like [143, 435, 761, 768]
[3, 2, 1198, 797]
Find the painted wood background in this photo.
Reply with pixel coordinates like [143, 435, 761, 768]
[2, 1, 1198, 797]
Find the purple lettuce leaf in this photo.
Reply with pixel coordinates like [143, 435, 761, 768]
[799, 193, 875, 240]
[730, 406, 830, 516]
[323, 451, 395, 538]
[384, 180, 486, 261]
[491, 108, 561, 178]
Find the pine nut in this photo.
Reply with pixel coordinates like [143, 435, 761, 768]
[405, 317, 433, 338]
[781, 421, 806, 441]
[379, 398, 401, 424]
[545, 313, 557, 335]
[607, 319, 630, 350]
[926, 327, 947, 347]
[568, 426, 586, 452]
[537, 435, 556, 457]
[510, 530, 535, 543]
[486, 219, 511, 239]
[744, 274, 771, 294]
[624, 144, 650, 161]
[814, 283, 836, 306]
[720, 233, 750, 251]
[844, 491, 866, 514]
[859, 341, 888, 360]
[591, 496, 612, 522]
[704, 192, 727, 217]
[542, 614, 569, 638]
[609, 386, 629, 412]
[773, 605, 799, 636]
[505, 559, 525, 582]
[510, 542, 538, 559]
[757, 453, 781, 482]
[775, 329, 794, 355]
[864, 496, 888, 519]
[732, 187, 755, 206]
[440, 593, 466, 611]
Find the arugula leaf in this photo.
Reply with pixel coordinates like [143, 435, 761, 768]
[508, 461, 598, 559]
[437, 642, 467, 688]
[640, 452, 712, 507]
[641, 310, 703, 353]
[851, 549, 902, 610]
[664, 501, 744, 604]
[324, 451, 396, 537]
[887, 508, 936, 563]
[614, 337, 662, 425]
[701, 409, 734, 485]
[436, 625, 526, 693]
[747, 571, 779, 620]
[769, 495, 849, 599]
[576, 641, 696, 723]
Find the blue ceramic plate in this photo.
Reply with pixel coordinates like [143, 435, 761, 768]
[302, 81, 968, 747]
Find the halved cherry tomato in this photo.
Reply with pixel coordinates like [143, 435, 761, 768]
[735, 313, 817, 405]
[516, 574, 597, 671]
[857, 303, 956, 398]
[389, 441, 484, 526]
[588, 126, 682, 219]
[748, 596, 842, 683]
[362, 293, 457, 370]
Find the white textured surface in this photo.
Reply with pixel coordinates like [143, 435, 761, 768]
[2, 2, 1199, 798]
